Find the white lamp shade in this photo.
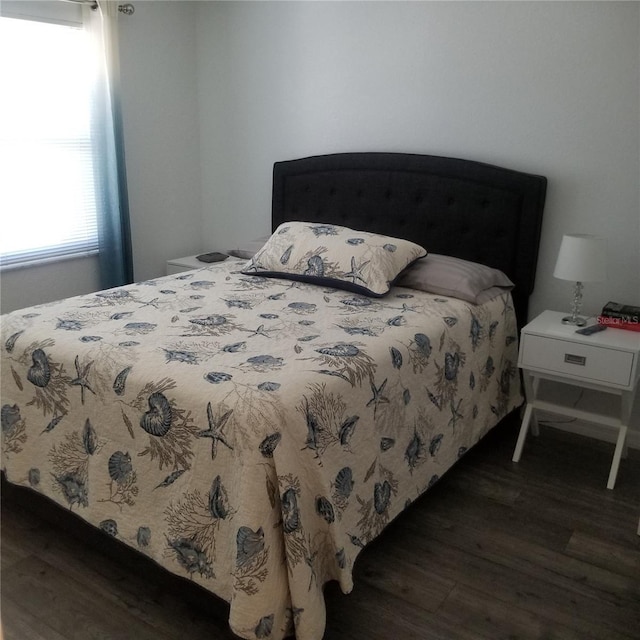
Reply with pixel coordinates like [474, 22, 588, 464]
[553, 234, 606, 283]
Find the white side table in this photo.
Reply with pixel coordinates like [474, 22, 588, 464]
[166, 254, 207, 275]
[513, 310, 640, 489]
[166, 254, 242, 276]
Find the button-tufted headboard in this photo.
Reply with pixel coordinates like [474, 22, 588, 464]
[272, 152, 547, 325]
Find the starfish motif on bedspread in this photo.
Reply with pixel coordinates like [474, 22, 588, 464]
[344, 256, 370, 285]
[304, 542, 319, 590]
[500, 295, 514, 316]
[70, 355, 96, 405]
[366, 377, 389, 418]
[138, 297, 161, 309]
[448, 398, 464, 430]
[197, 403, 234, 459]
[390, 303, 419, 313]
[246, 324, 272, 338]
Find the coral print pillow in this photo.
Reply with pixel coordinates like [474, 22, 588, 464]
[241, 221, 427, 297]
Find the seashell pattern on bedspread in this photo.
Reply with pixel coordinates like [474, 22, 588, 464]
[0, 259, 522, 640]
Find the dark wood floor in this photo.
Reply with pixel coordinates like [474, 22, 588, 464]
[2, 416, 639, 640]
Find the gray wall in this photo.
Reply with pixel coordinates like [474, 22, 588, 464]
[0, 256, 101, 313]
[118, 0, 203, 282]
[196, 0, 640, 322]
[3, 0, 639, 323]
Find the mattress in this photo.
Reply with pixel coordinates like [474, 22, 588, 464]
[1, 259, 522, 640]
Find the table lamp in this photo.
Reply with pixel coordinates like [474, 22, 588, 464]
[553, 234, 606, 326]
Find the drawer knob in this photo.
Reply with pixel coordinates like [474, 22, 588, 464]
[564, 353, 586, 366]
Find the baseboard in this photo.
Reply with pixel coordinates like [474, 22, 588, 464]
[535, 411, 640, 450]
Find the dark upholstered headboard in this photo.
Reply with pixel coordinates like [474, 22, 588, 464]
[272, 152, 547, 326]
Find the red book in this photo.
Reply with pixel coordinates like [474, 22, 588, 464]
[600, 301, 640, 323]
[597, 315, 640, 332]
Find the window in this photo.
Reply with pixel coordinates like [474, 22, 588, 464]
[0, 12, 99, 267]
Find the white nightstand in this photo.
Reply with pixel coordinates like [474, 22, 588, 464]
[512, 310, 640, 489]
[167, 254, 243, 275]
[166, 254, 206, 275]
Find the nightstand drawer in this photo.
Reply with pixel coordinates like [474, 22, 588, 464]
[520, 334, 634, 387]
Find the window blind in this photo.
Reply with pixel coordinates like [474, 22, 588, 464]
[0, 11, 100, 268]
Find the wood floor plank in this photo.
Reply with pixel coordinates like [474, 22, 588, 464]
[324, 581, 483, 640]
[565, 529, 640, 580]
[415, 476, 575, 552]
[513, 482, 640, 548]
[354, 539, 456, 613]
[436, 582, 593, 640]
[439, 464, 523, 505]
[2, 555, 175, 640]
[386, 515, 639, 609]
[1, 597, 68, 640]
[0, 507, 49, 571]
[398, 519, 640, 639]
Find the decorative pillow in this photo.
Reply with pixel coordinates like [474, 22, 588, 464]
[395, 253, 514, 304]
[241, 222, 427, 297]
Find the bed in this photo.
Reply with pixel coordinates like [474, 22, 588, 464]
[1, 152, 546, 640]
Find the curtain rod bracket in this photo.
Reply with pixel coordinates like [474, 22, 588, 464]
[88, 3, 135, 15]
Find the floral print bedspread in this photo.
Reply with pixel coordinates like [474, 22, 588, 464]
[1, 260, 522, 640]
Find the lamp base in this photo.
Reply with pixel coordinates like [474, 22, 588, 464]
[561, 315, 587, 327]
[560, 281, 587, 327]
